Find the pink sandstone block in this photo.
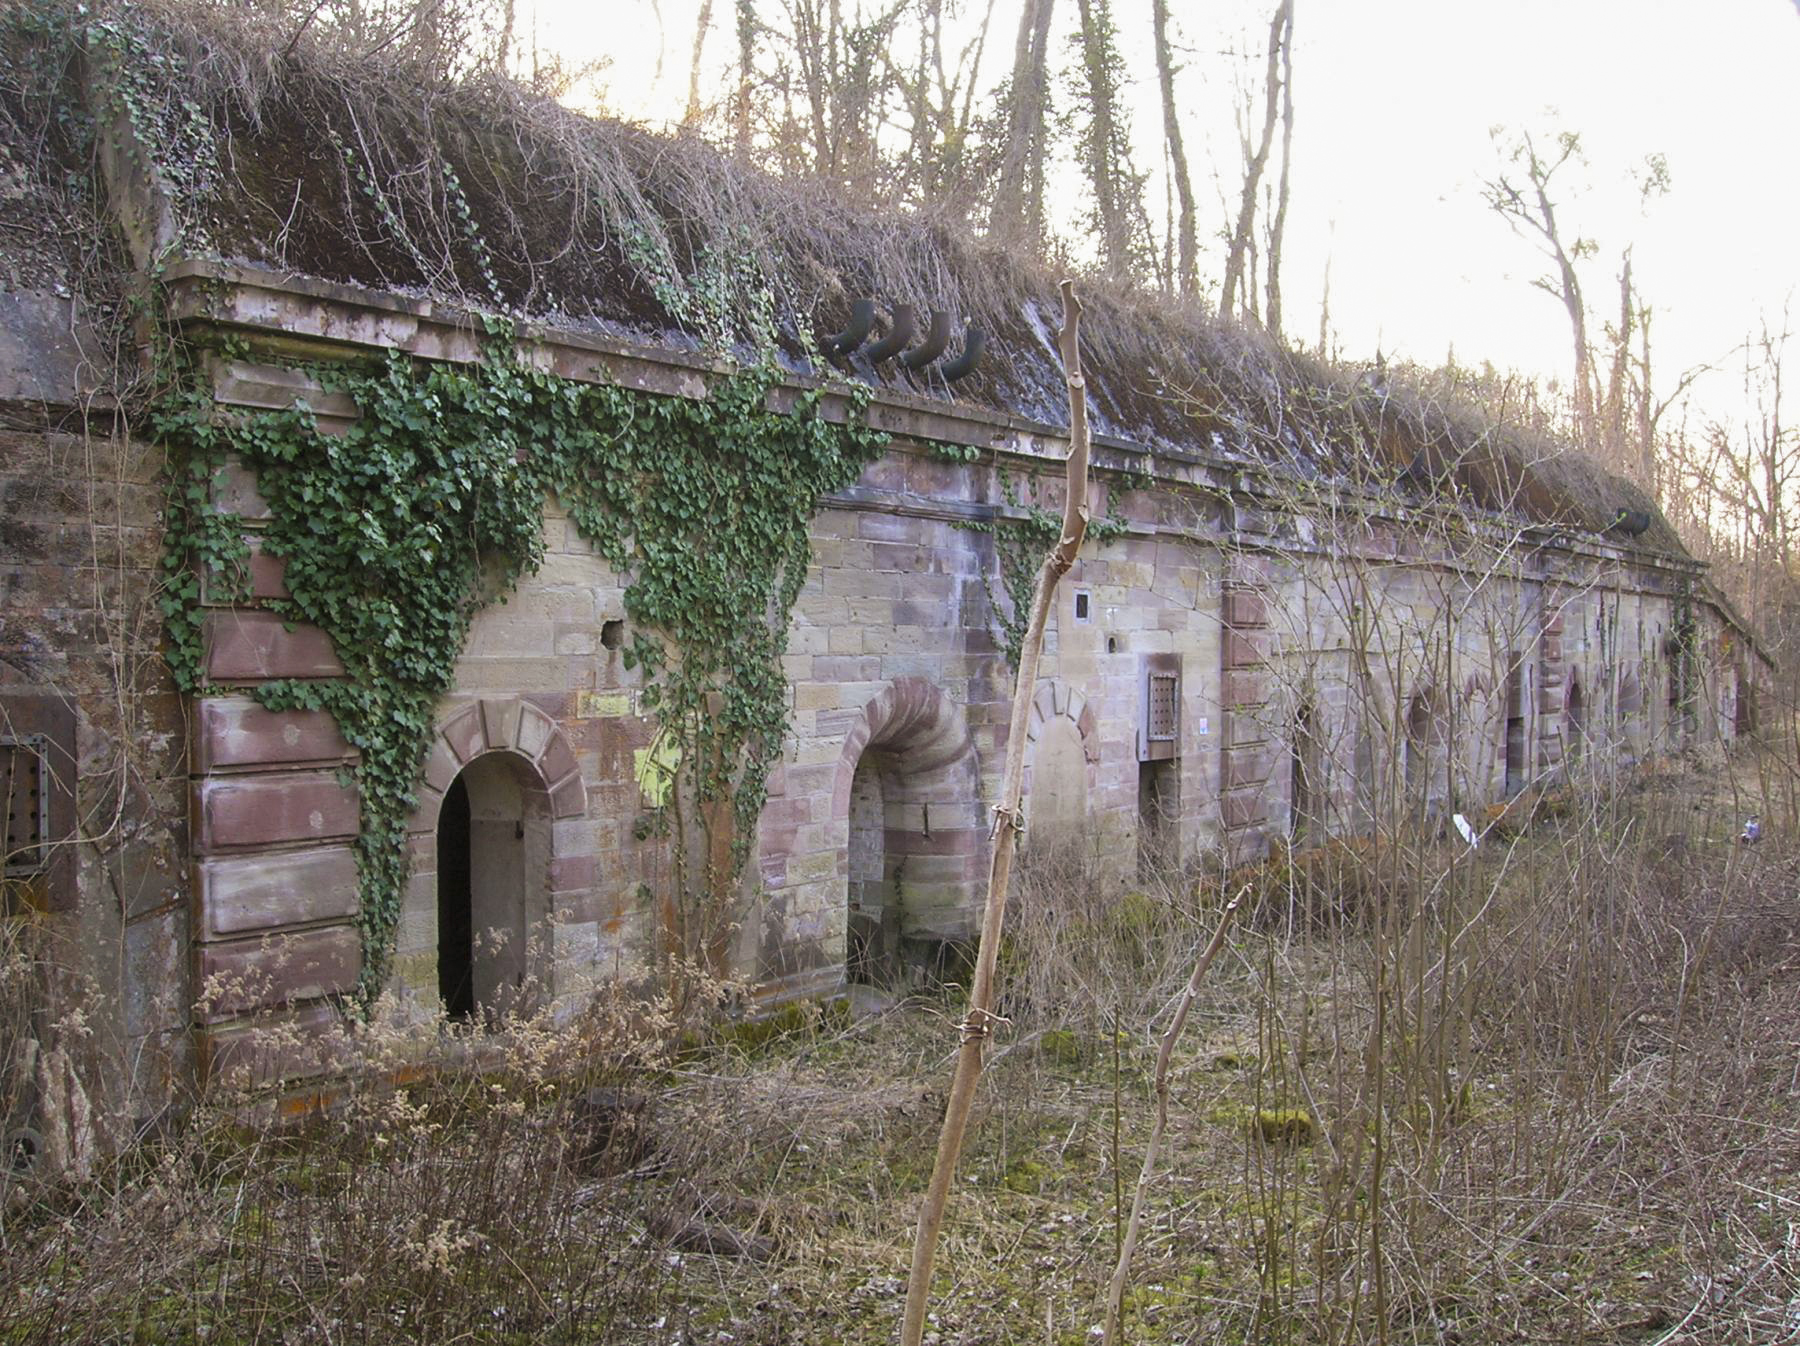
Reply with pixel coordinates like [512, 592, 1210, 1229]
[192, 770, 360, 852]
[195, 925, 361, 1023]
[192, 696, 353, 772]
[203, 610, 344, 681]
[1224, 588, 1269, 628]
[193, 846, 360, 939]
[196, 1003, 345, 1087]
[1223, 630, 1265, 669]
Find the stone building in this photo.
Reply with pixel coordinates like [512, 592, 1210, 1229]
[0, 8, 1769, 1130]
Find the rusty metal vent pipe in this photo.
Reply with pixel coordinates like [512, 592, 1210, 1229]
[940, 328, 986, 382]
[863, 304, 917, 363]
[901, 308, 952, 369]
[821, 298, 875, 357]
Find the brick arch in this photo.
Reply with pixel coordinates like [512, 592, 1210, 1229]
[828, 676, 987, 974]
[409, 697, 588, 835]
[393, 697, 589, 1011]
[1021, 679, 1099, 836]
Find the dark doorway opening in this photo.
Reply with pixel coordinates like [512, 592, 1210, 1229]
[846, 749, 900, 985]
[1503, 654, 1526, 797]
[437, 773, 474, 1020]
[1137, 758, 1179, 879]
[1566, 675, 1586, 767]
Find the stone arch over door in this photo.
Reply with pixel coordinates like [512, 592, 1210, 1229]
[829, 676, 986, 984]
[1022, 679, 1099, 845]
[400, 698, 589, 1016]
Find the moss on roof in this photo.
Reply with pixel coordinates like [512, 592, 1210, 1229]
[0, 0, 1692, 557]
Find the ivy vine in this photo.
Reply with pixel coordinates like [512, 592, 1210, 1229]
[964, 463, 1132, 669]
[160, 328, 885, 999]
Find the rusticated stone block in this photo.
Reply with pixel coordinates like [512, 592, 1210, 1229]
[516, 703, 554, 758]
[200, 536, 288, 604]
[549, 769, 588, 819]
[204, 610, 344, 681]
[192, 695, 353, 772]
[1222, 630, 1265, 669]
[192, 770, 360, 852]
[196, 1003, 347, 1087]
[1222, 671, 1267, 708]
[1222, 786, 1269, 829]
[441, 704, 485, 763]
[211, 456, 271, 521]
[193, 846, 360, 939]
[1223, 588, 1269, 629]
[537, 731, 577, 785]
[1225, 749, 1273, 790]
[482, 697, 523, 751]
[195, 925, 361, 1022]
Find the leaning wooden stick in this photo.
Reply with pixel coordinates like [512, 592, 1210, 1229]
[1101, 895, 1241, 1346]
[899, 280, 1092, 1346]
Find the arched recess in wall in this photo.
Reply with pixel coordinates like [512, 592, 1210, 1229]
[1565, 669, 1587, 767]
[405, 698, 589, 1020]
[828, 676, 985, 987]
[1618, 665, 1644, 755]
[1022, 679, 1099, 851]
[1403, 685, 1446, 810]
[1287, 696, 1325, 844]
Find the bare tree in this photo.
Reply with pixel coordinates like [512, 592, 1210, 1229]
[1263, 3, 1294, 338]
[684, 0, 716, 128]
[1220, 0, 1292, 322]
[901, 281, 1092, 1346]
[1070, 0, 1146, 280]
[989, 0, 1056, 245]
[1482, 128, 1599, 442]
[734, 0, 757, 160]
[1150, 0, 1197, 297]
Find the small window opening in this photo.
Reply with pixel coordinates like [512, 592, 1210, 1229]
[1106, 635, 1119, 654]
[1073, 590, 1091, 624]
[601, 620, 625, 651]
[1, 738, 46, 877]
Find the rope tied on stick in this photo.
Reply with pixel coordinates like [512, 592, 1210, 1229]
[989, 803, 1023, 840]
[956, 1006, 1011, 1043]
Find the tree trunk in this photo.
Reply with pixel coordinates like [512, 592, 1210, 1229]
[1151, 0, 1197, 297]
[990, 0, 1055, 244]
[684, 0, 715, 128]
[734, 0, 757, 161]
[899, 280, 1092, 1346]
[1264, 4, 1295, 338]
[1074, 0, 1132, 279]
[1221, 0, 1291, 321]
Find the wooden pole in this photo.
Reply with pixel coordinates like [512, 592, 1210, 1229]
[899, 280, 1092, 1345]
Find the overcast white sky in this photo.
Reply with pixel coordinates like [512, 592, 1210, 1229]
[526, 0, 1800, 428]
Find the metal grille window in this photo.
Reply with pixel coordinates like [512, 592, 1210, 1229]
[2, 737, 46, 876]
[1146, 673, 1179, 741]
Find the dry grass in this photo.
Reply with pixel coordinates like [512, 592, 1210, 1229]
[1, 756, 1795, 1344]
[0, 0, 1695, 556]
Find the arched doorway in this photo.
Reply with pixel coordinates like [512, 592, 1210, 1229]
[1289, 700, 1322, 844]
[833, 677, 985, 987]
[1565, 672, 1586, 768]
[436, 751, 552, 1021]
